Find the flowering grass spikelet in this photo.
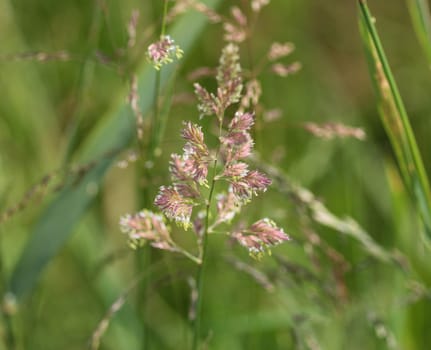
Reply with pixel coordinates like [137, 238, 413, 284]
[194, 43, 243, 119]
[268, 42, 295, 61]
[221, 129, 254, 163]
[155, 186, 194, 228]
[147, 35, 184, 70]
[222, 161, 249, 178]
[169, 154, 191, 182]
[243, 170, 272, 193]
[234, 218, 290, 259]
[240, 79, 262, 111]
[180, 121, 211, 185]
[229, 111, 255, 131]
[194, 82, 218, 118]
[271, 62, 302, 77]
[216, 43, 243, 112]
[119, 210, 174, 250]
[181, 121, 208, 155]
[228, 169, 271, 204]
[223, 7, 247, 43]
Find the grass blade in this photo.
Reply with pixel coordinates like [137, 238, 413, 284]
[358, 0, 431, 246]
[406, 0, 431, 65]
[7, 0, 222, 301]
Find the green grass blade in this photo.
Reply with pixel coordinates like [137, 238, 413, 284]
[358, 0, 431, 245]
[7, 0, 222, 301]
[407, 0, 431, 65]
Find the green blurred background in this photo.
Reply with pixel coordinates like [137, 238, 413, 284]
[1, 0, 431, 349]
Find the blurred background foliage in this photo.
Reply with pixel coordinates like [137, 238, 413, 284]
[1, 0, 431, 349]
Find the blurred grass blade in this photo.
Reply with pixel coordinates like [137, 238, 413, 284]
[406, 0, 431, 65]
[358, 0, 431, 246]
[7, 0, 222, 301]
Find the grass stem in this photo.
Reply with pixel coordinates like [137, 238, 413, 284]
[192, 120, 224, 350]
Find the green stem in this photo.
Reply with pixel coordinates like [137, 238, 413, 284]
[192, 120, 223, 350]
[175, 246, 202, 265]
[161, 0, 169, 37]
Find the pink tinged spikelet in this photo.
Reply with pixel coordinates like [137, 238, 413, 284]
[234, 136, 254, 160]
[229, 170, 271, 203]
[216, 43, 243, 110]
[169, 154, 190, 182]
[221, 131, 250, 147]
[267, 42, 295, 61]
[223, 7, 247, 43]
[154, 186, 193, 228]
[233, 218, 290, 259]
[175, 183, 200, 199]
[271, 62, 302, 77]
[181, 121, 207, 151]
[240, 80, 262, 110]
[221, 131, 254, 162]
[244, 170, 271, 193]
[303, 122, 366, 141]
[194, 83, 218, 117]
[147, 35, 183, 70]
[180, 121, 210, 185]
[119, 210, 175, 250]
[222, 162, 249, 178]
[231, 6, 247, 26]
[183, 153, 209, 185]
[229, 181, 251, 204]
[217, 43, 241, 88]
[229, 111, 255, 132]
[223, 22, 247, 43]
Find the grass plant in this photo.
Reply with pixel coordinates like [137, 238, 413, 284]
[1, 0, 431, 349]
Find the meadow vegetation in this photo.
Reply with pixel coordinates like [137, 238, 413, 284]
[1, 0, 431, 349]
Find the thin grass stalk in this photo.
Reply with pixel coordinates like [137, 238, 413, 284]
[192, 120, 224, 350]
[406, 0, 431, 66]
[358, 0, 431, 245]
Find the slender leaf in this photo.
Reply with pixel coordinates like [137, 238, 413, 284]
[407, 0, 431, 65]
[358, 0, 431, 246]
